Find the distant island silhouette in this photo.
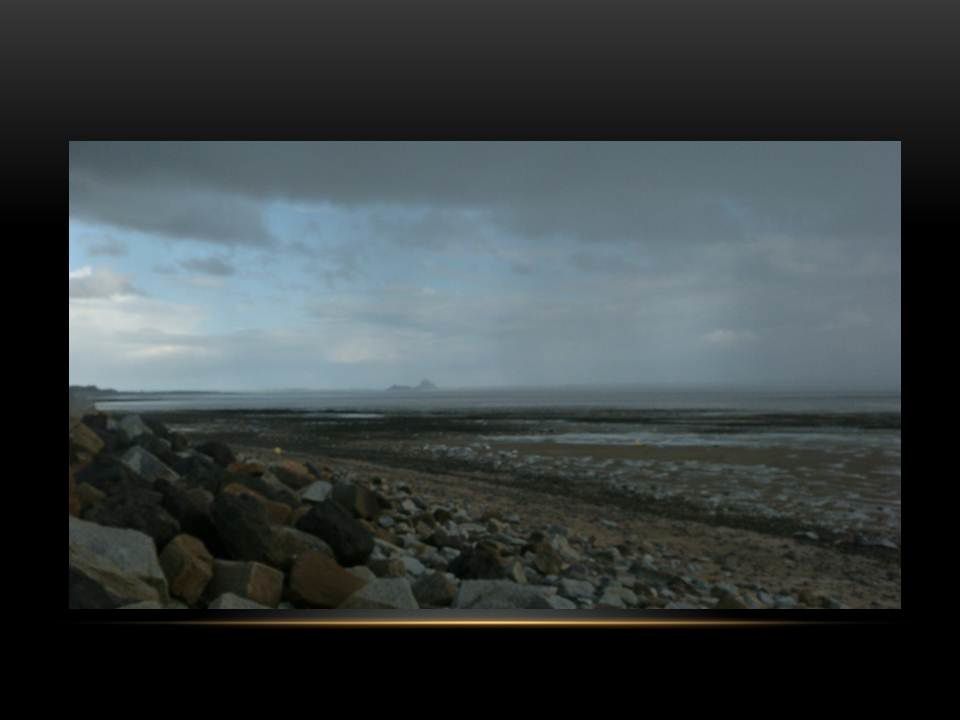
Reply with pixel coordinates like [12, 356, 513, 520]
[386, 379, 438, 392]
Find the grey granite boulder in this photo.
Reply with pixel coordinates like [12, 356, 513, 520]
[208, 592, 269, 609]
[69, 516, 168, 603]
[339, 578, 419, 609]
[211, 491, 274, 562]
[120, 446, 180, 487]
[452, 580, 554, 609]
[300, 480, 333, 504]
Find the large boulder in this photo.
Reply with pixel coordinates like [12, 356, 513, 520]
[174, 452, 230, 494]
[264, 525, 334, 571]
[70, 544, 162, 609]
[69, 516, 168, 602]
[210, 492, 274, 562]
[159, 534, 214, 606]
[133, 433, 180, 467]
[70, 422, 105, 464]
[340, 578, 419, 609]
[117, 414, 153, 445]
[270, 460, 316, 490]
[207, 560, 284, 608]
[156, 481, 222, 555]
[75, 454, 152, 495]
[448, 542, 506, 580]
[295, 499, 374, 567]
[221, 483, 293, 525]
[83, 486, 181, 549]
[224, 472, 298, 509]
[288, 550, 368, 608]
[452, 580, 554, 609]
[332, 483, 382, 520]
[412, 571, 458, 607]
[208, 593, 269, 609]
[195, 441, 236, 468]
[120, 446, 180, 487]
[141, 416, 173, 441]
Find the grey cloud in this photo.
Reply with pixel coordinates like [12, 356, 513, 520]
[179, 256, 236, 276]
[86, 237, 128, 257]
[69, 268, 142, 299]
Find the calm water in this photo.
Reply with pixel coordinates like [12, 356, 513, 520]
[94, 387, 901, 415]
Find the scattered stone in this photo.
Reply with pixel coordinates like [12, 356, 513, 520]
[503, 557, 528, 584]
[714, 592, 748, 609]
[412, 572, 459, 607]
[401, 556, 427, 577]
[208, 560, 284, 608]
[347, 566, 378, 583]
[228, 471, 299, 507]
[208, 593, 269, 609]
[288, 550, 368, 608]
[159, 534, 214, 605]
[295, 499, 375, 567]
[560, 578, 595, 599]
[340, 578, 419, 609]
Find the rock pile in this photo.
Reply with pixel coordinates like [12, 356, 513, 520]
[69, 412, 839, 610]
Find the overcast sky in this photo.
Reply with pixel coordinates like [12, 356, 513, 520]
[69, 142, 900, 392]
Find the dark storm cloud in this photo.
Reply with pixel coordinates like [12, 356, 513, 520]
[179, 256, 236, 276]
[86, 236, 128, 257]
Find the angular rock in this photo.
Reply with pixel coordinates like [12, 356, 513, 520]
[157, 481, 221, 553]
[288, 550, 367, 608]
[196, 441, 236, 468]
[228, 471, 298, 507]
[368, 557, 406, 578]
[545, 594, 577, 609]
[160, 534, 214, 605]
[270, 460, 316, 490]
[118, 414, 153, 444]
[70, 422, 105, 464]
[347, 566, 378, 583]
[503, 557, 528, 584]
[264, 524, 335, 571]
[84, 486, 181, 549]
[295, 499, 374, 567]
[208, 560, 284, 608]
[531, 540, 564, 575]
[211, 491, 273, 562]
[401, 556, 427, 577]
[120, 446, 180, 487]
[75, 454, 152, 495]
[560, 578, 596, 599]
[173, 451, 229, 494]
[133, 433, 180, 467]
[332, 482, 382, 520]
[208, 593, 269, 609]
[76, 481, 106, 514]
[300, 480, 334, 504]
[412, 571, 458, 607]
[222, 482, 293, 525]
[448, 542, 505, 580]
[70, 543, 162, 609]
[227, 461, 266, 476]
[69, 516, 168, 601]
[340, 578, 419, 609]
[452, 580, 554, 609]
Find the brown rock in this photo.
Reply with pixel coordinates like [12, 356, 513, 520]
[222, 482, 293, 525]
[208, 560, 284, 608]
[270, 460, 316, 490]
[332, 483, 382, 520]
[227, 461, 266, 476]
[368, 557, 406, 578]
[531, 540, 564, 576]
[76, 481, 106, 514]
[159, 534, 214, 605]
[69, 470, 81, 517]
[288, 550, 368, 608]
[290, 505, 312, 526]
[70, 423, 105, 464]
